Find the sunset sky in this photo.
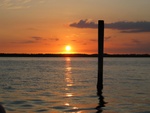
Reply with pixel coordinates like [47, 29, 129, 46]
[0, 0, 150, 54]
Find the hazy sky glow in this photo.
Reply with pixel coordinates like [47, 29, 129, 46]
[0, 0, 150, 54]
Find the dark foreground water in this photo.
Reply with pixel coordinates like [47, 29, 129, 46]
[0, 57, 150, 113]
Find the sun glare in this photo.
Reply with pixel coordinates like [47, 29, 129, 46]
[65, 45, 71, 52]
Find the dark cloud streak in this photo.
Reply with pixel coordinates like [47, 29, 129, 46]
[90, 39, 97, 42]
[12, 36, 44, 44]
[105, 36, 112, 41]
[132, 39, 141, 44]
[20, 37, 59, 44]
[32, 36, 43, 41]
[49, 38, 59, 41]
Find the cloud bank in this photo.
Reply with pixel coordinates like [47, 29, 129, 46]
[70, 19, 97, 29]
[105, 21, 150, 33]
[70, 19, 150, 33]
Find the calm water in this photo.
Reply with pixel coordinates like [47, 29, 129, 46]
[0, 57, 150, 113]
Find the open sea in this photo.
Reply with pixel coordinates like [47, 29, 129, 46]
[0, 57, 150, 113]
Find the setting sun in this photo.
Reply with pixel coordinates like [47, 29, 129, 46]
[65, 45, 71, 52]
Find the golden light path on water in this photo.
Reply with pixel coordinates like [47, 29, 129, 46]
[64, 57, 80, 112]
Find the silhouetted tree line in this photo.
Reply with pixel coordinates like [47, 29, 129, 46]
[0, 53, 149, 57]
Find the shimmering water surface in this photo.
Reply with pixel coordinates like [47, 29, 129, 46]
[0, 57, 150, 113]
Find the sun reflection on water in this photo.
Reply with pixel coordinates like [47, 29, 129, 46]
[64, 57, 84, 113]
[66, 93, 73, 97]
[64, 57, 74, 106]
[65, 103, 70, 106]
[65, 57, 73, 89]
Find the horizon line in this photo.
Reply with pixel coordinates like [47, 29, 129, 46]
[0, 53, 150, 57]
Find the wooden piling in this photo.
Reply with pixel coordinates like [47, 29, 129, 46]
[97, 20, 104, 92]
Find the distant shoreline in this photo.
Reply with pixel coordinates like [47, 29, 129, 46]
[0, 53, 150, 57]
